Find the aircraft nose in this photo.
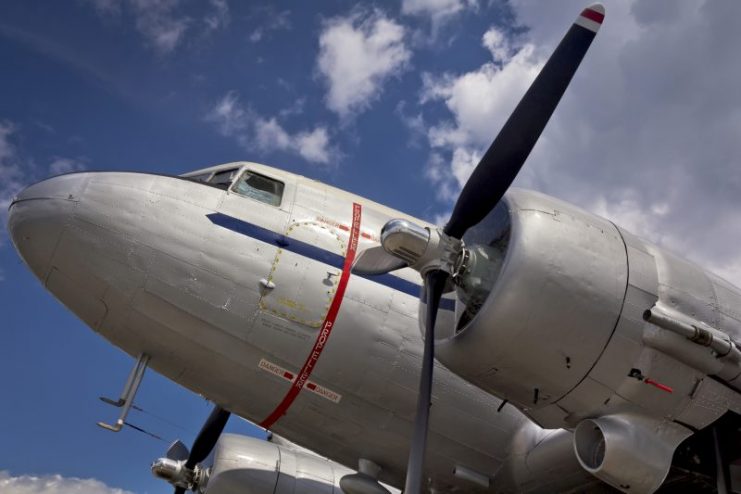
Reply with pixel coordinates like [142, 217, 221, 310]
[7, 173, 88, 281]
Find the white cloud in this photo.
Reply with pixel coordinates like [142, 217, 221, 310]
[84, 0, 230, 54]
[0, 470, 133, 494]
[204, 0, 230, 33]
[130, 0, 190, 55]
[248, 9, 291, 44]
[0, 121, 89, 240]
[208, 91, 248, 136]
[420, 34, 541, 190]
[415, 0, 741, 288]
[317, 10, 411, 118]
[482, 27, 511, 62]
[253, 117, 292, 152]
[0, 121, 26, 217]
[401, 0, 477, 21]
[395, 100, 427, 147]
[294, 127, 332, 164]
[206, 92, 339, 166]
[49, 157, 87, 175]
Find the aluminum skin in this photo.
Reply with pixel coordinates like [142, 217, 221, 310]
[8, 164, 576, 492]
[8, 162, 741, 493]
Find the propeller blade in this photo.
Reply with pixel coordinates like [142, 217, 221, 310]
[444, 4, 605, 239]
[166, 440, 190, 462]
[173, 488, 186, 494]
[403, 269, 449, 494]
[352, 245, 408, 275]
[185, 405, 230, 470]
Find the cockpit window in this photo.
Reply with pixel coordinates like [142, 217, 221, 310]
[232, 170, 284, 207]
[184, 168, 240, 189]
[186, 172, 213, 183]
[209, 168, 240, 190]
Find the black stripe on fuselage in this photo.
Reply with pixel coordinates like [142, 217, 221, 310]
[207, 212, 455, 311]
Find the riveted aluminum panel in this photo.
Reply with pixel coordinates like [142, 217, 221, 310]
[561, 229, 658, 419]
[259, 220, 345, 328]
[46, 267, 108, 331]
[675, 376, 741, 428]
[650, 247, 719, 325]
[207, 434, 280, 494]
[25, 170, 634, 493]
[706, 272, 741, 341]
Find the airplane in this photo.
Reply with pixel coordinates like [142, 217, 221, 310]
[6, 3, 741, 493]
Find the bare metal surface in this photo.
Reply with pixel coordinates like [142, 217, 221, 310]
[573, 414, 692, 494]
[9, 163, 741, 493]
[380, 219, 430, 264]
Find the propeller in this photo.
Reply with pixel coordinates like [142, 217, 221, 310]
[352, 5, 606, 492]
[155, 405, 230, 494]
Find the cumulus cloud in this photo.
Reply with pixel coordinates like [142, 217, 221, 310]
[129, 0, 190, 54]
[419, 32, 541, 193]
[482, 26, 512, 63]
[0, 470, 133, 494]
[401, 0, 477, 23]
[206, 92, 339, 166]
[83, 0, 230, 54]
[317, 10, 411, 119]
[416, 0, 741, 287]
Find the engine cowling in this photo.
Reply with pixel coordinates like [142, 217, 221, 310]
[436, 187, 741, 421]
[201, 434, 397, 494]
[573, 414, 691, 493]
[435, 188, 629, 414]
[433, 188, 741, 492]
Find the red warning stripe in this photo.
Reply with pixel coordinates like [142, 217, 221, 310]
[259, 202, 362, 429]
[581, 8, 604, 24]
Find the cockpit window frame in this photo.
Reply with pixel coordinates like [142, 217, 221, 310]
[228, 169, 286, 208]
[208, 168, 241, 190]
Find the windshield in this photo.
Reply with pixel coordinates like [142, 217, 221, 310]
[184, 168, 240, 190]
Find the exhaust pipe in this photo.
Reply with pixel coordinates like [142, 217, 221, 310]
[573, 414, 692, 493]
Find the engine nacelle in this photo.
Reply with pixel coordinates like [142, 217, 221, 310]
[436, 188, 741, 430]
[202, 434, 397, 494]
[436, 189, 629, 414]
[573, 414, 691, 493]
[431, 188, 741, 492]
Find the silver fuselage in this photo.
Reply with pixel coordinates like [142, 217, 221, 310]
[8, 162, 741, 493]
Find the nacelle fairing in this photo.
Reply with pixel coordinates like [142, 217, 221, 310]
[197, 434, 398, 494]
[434, 188, 741, 492]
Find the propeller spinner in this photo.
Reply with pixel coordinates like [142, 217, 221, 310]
[352, 5, 605, 492]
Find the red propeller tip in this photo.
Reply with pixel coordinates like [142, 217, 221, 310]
[577, 5, 605, 31]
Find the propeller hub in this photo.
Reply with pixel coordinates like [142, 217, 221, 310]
[151, 458, 192, 489]
[380, 219, 463, 277]
[152, 458, 209, 493]
[380, 219, 430, 264]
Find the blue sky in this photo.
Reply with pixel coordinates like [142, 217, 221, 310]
[3, 0, 741, 492]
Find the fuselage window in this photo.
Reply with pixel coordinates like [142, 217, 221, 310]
[232, 171, 284, 207]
